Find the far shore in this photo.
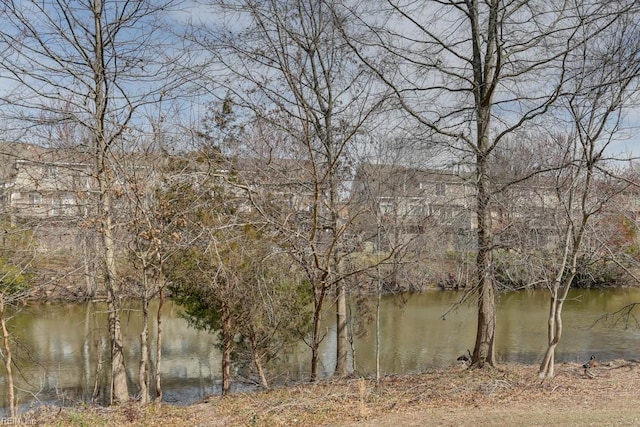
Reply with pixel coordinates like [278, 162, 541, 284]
[24, 279, 640, 305]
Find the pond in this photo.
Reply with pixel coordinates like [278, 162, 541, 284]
[3, 288, 640, 412]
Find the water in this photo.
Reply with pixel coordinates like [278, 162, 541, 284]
[3, 288, 640, 412]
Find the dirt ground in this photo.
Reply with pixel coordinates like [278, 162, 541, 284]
[28, 359, 640, 426]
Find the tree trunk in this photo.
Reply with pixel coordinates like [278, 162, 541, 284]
[472, 263, 496, 368]
[221, 303, 232, 395]
[334, 280, 348, 377]
[310, 329, 320, 381]
[154, 286, 164, 402]
[100, 188, 129, 403]
[309, 289, 325, 382]
[471, 140, 497, 368]
[106, 285, 129, 404]
[98, 169, 128, 403]
[539, 293, 561, 378]
[0, 294, 16, 418]
[375, 268, 382, 382]
[249, 333, 269, 389]
[539, 272, 576, 378]
[138, 293, 150, 404]
[539, 212, 580, 378]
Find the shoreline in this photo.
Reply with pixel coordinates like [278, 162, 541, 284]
[23, 359, 640, 426]
[24, 281, 640, 305]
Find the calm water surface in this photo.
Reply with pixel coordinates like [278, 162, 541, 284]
[3, 288, 640, 411]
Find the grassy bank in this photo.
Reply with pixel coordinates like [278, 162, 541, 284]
[24, 359, 640, 426]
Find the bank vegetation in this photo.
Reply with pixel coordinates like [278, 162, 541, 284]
[27, 360, 640, 426]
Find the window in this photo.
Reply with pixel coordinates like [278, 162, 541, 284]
[28, 192, 42, 205]
[436, 183, 446, 196]
[408, 202, 428, 216]
[380, 201, 394, 214]
[51, 198, 61, 216]
[431, 206, 452, 219]
[62, 194, 75, 205]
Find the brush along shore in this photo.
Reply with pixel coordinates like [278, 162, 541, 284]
[26, 359, 640, 426]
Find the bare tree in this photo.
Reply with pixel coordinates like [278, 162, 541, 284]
[0, 225, 34, 418]
[538, 10, 640, 378]
[343, 0, 639, 367]
[0, 0, 185, 403]
[121, 148, 165, 404]
[191, 0, 386, 379]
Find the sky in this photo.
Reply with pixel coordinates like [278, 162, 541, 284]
[1, 0, 639, 162]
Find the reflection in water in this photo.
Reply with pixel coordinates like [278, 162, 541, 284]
[8, 300, 221, 411]
[3, 288, 640, 412]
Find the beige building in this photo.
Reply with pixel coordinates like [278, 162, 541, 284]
[350, 163, 476, 250]
[0, 143, 94, 221]
[3, 159, 93, 219]
[350, 161, 640, 253]
[2, 143, 638, 253]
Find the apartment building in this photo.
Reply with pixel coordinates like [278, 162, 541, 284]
[0, 143, 95, 221]
[350, 161, 640, 253]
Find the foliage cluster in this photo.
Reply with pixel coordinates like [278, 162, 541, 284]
[570, 256, 627, 289]
[162, 150, 312, 389]
[493, 250, 630, 291]
[0, 258, 31, 295]
[0, 224, 34, 297]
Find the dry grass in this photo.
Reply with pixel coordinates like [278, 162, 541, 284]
[26, 360, 640, 426]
